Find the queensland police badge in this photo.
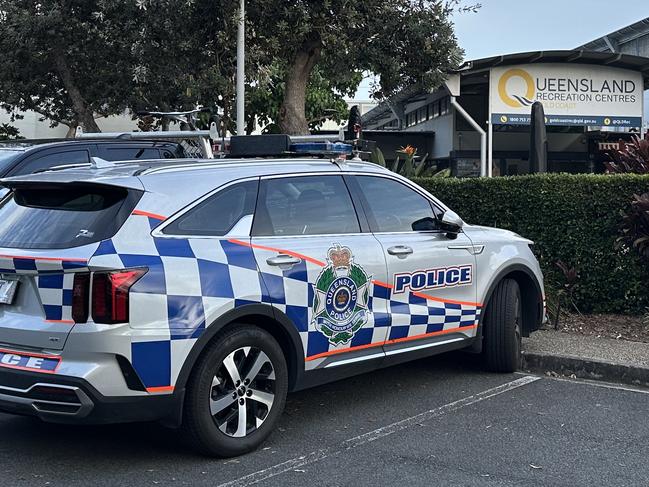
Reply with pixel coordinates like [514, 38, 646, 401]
[312, 245, 371, 345]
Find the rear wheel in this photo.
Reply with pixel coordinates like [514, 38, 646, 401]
[482, 278, 522, 373]
[183, 325, 288, 457]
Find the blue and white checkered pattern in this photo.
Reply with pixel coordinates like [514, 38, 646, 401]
[86, 215, 483, 388]
[37, 273, 76, 322]
[0, 254, 90, 323]
[0, 255, 88, 274]
[386, 291, 481, 341]
[88, 215, 275, 389]
[248, 249, 393, 366]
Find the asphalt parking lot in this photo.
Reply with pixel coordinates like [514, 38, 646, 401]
[1, 353, 648, 487]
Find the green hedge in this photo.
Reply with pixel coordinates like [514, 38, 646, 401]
[412, 174, 649, 315]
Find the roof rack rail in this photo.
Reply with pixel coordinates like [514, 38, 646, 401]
[74, 123, 219, 159]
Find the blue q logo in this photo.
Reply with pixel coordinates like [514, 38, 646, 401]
[312, 245, 371, 345]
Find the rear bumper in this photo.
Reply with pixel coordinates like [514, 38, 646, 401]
[0, 367, 183, 425]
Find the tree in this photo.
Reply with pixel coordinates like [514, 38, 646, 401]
[0, 0, 240, 134]
[246, 0, 475, 134]
[246, 63, 354, 134]
[0, 0, 142, 133]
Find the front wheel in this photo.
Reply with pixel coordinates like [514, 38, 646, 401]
[182, 325, 288, 457]
[482, 278, 522, 373]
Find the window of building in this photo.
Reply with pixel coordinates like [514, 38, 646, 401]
[440, 96, 450, 116]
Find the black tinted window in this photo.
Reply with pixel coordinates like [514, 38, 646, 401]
[253, 176, 360, 236]
[163, 180, 258, 236]
[101, 147, 161, 160]
[0, 184, 136, 249]
[355, 176, 438, 232]
[15, 150, 90, 175]
[0, 149, 23, 176]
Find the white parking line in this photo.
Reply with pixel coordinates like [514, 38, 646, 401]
[217, 375, 541, 487]
[542, 374, 649, 395]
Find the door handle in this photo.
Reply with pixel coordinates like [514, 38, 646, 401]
[387, 245, 413, 256]
[266, 254, 302, 266]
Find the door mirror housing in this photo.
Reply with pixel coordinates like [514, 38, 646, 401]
[440, 210, 464, 239]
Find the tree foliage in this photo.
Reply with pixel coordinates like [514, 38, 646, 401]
[0, 0, 474, 135]
[246, 0, 473, 134]
[0, 0, 139, 132]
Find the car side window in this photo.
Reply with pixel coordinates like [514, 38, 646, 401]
[253, 175, 360, 236]
[14, 149, 91, 175]
[162, 180, 259, 236]
[355, 175, 441, 233]
[101, 147, 161, 160]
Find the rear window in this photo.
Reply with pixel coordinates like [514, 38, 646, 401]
[0, 184, 141, 249]
[0, 149, 22, 176]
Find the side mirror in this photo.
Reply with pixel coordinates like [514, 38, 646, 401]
[440, 210, 464, 239]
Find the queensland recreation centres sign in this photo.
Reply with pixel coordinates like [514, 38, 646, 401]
[489, 64, 643, 127]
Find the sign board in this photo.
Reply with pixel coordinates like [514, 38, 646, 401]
[490, 64, 643, 127]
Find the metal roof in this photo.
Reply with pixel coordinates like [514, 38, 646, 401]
[455, 50, 649, 83]
[362, 49, 649, 125]
[576, 17, 649, 52]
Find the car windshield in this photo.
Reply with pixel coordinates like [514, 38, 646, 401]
[0, 149, 23, 176]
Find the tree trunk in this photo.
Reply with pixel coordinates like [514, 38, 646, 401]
[278, 38, 321, 135]
[52, 48, 101, 133]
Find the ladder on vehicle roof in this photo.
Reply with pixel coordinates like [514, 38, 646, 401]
[74, 123, 220, 159]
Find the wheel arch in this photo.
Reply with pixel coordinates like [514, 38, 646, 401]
[174, 304, 305, 394]
[471, 264, 544, 353]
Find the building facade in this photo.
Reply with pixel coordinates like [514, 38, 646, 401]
[362, 19, 649, 177]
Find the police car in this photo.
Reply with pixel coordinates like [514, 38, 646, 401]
[0, 137, 544, 457]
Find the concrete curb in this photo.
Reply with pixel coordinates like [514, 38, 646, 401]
[522, 351, 649, 389]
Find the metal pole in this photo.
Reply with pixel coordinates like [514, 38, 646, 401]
[487, 121, 493, 177]
[236, 0, 245, 135]
[451, 97, 487, 177]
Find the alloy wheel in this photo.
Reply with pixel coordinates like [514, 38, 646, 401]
[209, 347, 276, 438]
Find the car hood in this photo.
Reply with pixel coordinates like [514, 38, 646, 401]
[463, 224, 533, 245]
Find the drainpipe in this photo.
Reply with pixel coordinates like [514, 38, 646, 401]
[450, 96, 487, 177]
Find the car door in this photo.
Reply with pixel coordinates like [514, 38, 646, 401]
[250, 174, 390, 370]
[349, 174, 481, 358]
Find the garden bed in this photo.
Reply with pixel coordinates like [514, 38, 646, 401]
[545, 313, 649, 344]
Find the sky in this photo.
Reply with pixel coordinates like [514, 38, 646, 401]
[353, 0, 649, 100]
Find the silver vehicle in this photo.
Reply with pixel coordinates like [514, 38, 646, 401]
[0, 139, 544, 456]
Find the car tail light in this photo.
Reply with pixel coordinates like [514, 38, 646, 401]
[71, 273, 90, 323]
[91, 269, 147, 324]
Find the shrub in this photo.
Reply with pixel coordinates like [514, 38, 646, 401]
[412, 173, 649, 315]
[605, 135, 649, 173]
[619, 192, 649, 261]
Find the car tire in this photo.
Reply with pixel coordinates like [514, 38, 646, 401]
[482, 278, 522, 373]
[182, 325, 288, 457]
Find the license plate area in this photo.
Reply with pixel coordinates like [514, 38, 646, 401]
[0, 277, 19, 305]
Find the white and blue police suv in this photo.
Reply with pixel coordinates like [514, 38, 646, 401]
[0, 137, 544, 457]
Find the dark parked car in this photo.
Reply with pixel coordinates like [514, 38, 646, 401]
[0, 139, 187, 178]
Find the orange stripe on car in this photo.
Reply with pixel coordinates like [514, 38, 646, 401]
[411, 290, 482, 308]
[132, 209, 167, 221]
[226, 240, 482, 307]
[146, 386, 174, 393]
[305, 324, 478, 362]
[0, 254, 87, 263]
[227, 239, 326, 267]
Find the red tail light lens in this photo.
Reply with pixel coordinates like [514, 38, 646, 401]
[91, 269, 147, 324]
[71, 273, 90, 323]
